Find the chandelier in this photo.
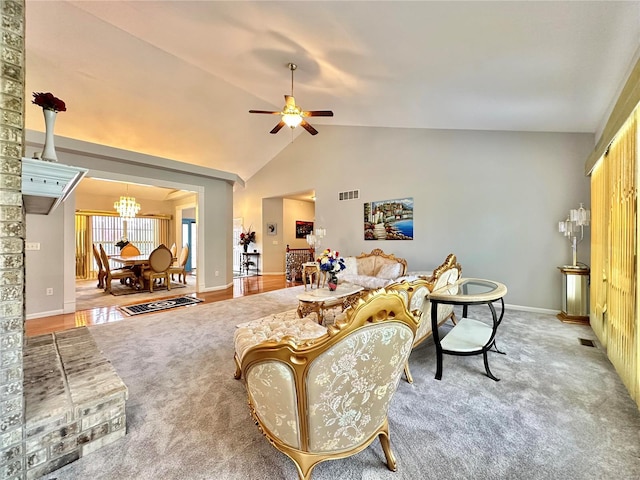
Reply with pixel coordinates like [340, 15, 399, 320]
[114, 186, 140, 218]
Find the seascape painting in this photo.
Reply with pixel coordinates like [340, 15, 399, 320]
[364, 197, 413, 240]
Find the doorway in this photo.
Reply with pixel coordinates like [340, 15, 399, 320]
[182, 218, 196, 273]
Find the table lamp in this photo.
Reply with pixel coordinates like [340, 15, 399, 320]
[558, 203, 590, 267]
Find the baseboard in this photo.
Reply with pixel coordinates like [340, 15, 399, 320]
[199, 282, 233, 293]
[63, 301, 76, 314]
[504, 303, 559, 315]
[26, 309, 64, 321]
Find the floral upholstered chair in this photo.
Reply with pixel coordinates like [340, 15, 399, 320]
[386, 253, 461, 383]
[238, 290, 418, 480]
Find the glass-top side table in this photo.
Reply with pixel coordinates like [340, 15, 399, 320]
[429, 278, 508, 381]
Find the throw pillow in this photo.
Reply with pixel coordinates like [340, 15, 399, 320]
[341, 256, 358, 276]
[377, 262, 403, 280]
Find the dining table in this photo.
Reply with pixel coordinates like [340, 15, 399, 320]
[109, 254, 151, 267]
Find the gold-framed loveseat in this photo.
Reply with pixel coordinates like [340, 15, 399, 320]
[336, 248, 408, 290]
[237, 289, 418, 479]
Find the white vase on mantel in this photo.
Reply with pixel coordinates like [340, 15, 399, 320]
[41, 108, 58, 162]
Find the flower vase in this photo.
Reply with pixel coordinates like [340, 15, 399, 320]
[243, 244, 248, 253]
[41, 108, 58, 161]
[328, 272, 338, 291]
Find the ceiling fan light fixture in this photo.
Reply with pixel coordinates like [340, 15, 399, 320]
[249, 62, 333, 135]
[283, 113, 302, 128]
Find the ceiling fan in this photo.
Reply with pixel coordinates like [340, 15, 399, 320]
[249, 63, 333, 136]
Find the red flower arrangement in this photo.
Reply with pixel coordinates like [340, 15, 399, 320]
[32, 92, 67, 112]
[239, 226, 256, 246]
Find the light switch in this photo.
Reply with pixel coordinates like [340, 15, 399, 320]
[272, 240, 278, 245]
[26, 242, 41, 251]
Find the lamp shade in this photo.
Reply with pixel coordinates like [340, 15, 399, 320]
[283, 113, 302, 128]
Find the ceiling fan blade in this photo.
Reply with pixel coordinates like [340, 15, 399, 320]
[270, 121, 286, 134]
[249, 109, 281, 115]
[303, 110, 334, 117]
[300, 120, 318, 136]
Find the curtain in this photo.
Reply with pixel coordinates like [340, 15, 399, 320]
[591, 108, 638, 405]
[75, 214, 89, 279]
[156, 218, 171, 249]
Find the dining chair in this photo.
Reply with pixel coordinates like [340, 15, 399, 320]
[120, 243, 141, 256]
[141, 244, 173, 292]
[168, 244, 189, 284]
[169, 243, 177, 258]
[92, 243, 106, 289]
[99, 244, 137, 293]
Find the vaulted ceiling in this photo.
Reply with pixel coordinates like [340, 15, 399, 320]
[24, 1, 640, 182]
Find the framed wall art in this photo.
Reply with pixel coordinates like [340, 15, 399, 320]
[295, 220, 314, 239]
[266, 223, 277, 235]
[364, 197, 413, 240]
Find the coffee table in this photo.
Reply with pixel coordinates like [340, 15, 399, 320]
[297, 283, 364, 324]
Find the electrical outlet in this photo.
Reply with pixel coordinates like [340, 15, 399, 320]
[215, 270, 219, 276]
[46, 288, 53, 296]
[26, 242, 41, 251]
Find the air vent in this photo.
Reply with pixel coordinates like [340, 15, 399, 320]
[579, 338, 596, 347]
[338, 190, 359, 201]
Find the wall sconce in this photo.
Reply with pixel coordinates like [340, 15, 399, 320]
[558, 203, 590, 267]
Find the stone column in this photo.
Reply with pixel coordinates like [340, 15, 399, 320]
[0, 1, 26, 478]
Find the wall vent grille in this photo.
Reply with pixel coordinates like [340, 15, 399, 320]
[338, 190, 360, 201]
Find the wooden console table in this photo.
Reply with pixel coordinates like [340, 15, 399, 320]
[241, 252, 260, 276]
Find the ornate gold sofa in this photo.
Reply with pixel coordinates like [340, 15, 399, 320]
[336, 248, 408, 290]
[386, 253, 461, 383]
[236, 290, 418, 480]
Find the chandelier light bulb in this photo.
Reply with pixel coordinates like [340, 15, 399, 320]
[114, 195, 140, 218]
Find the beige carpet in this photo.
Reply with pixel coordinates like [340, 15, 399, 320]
[49, 287, 640, 480]
[75, 276, 197, 311]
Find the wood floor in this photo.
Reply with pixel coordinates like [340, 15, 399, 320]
[26, 275, 301, 337]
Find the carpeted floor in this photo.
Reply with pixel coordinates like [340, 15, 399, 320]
[48, 286, 640, 480]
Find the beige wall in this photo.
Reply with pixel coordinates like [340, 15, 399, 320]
[235, 125, 593, 311]
[76, 191, 174, 216]
[284, 199, 315, 251]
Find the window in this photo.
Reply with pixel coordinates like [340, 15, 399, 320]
[76, 212, 171, 279]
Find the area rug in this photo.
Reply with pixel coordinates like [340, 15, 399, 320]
[118, 295, 202, 316]
[109, 281, 186, 297]
[50, 286, 640, 480]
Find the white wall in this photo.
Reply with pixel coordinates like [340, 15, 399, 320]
[261, 197, 283, 274]
[235, 126, 593, 311]
[25, 208, 65, 317]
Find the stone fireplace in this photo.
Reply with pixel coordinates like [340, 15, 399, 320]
[0, 3, 127, 478]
